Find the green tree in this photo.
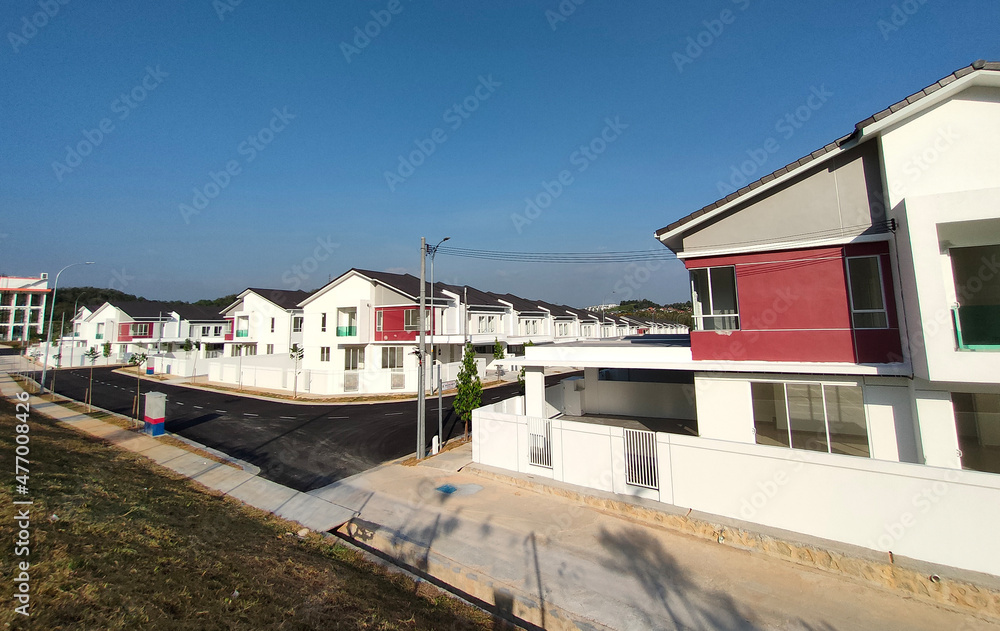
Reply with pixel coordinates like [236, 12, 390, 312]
[453, 343, 482, 439]
[492, 338, 505, 381]
[84, 347, 100, 411]
[289, 344, 304, 399]
[102, 341, 112, 366]
[182, 338, 193, 352]
[128, 352, 147, 422]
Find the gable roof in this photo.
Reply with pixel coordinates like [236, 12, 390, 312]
[440, 284, 506, 310]
[245, 288, 311, 310]
[656, 60, 1000, 240]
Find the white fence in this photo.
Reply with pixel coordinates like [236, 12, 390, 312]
[527, 416, 552, 469]
[472, 407, 1000, 577]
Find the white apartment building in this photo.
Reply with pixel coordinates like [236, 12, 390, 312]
[0, 274, 49, 343]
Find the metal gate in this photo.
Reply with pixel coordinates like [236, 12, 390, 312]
[624, 428, 658, 490]
[527, 416, 552, 468]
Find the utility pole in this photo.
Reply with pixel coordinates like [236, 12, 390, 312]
[428, 236, 449, 450]
[417, 237, 427, 460]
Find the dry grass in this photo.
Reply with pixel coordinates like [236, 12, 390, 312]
[0, 398, 495, 630]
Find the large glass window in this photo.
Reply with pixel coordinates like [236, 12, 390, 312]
[953, 392, 1000, 475]
[847, 256, 888, 329]
[690, 266, 739, 331]
[403, 309, 429, 331]
[751, 381, 870, 458]
[382, 346, 404, 370]
[345, 347, 364, 370]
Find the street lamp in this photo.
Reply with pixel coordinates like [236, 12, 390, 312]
[427, 236, 450, 450]
[41, 261, 95, 393]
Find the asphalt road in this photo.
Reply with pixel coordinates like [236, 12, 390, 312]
[30, 366, 576, 492]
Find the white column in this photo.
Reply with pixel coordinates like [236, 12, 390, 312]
[914, 389, 962, 469]
[525, 366, 546, 418]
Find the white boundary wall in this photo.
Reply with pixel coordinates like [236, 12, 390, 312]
[473, 406, 1000, 577]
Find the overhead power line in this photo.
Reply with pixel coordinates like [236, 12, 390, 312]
[435, 247, 677, 264]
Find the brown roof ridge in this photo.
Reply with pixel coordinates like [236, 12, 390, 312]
[655, 60, 999, 238]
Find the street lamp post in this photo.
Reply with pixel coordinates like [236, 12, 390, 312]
[40, 262, 94, 394]
[427, 237, 449, 451]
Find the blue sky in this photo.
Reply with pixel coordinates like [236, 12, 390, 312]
[2, 1, 998, 306]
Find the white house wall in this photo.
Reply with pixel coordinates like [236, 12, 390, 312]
[473, 406, 1000, 576]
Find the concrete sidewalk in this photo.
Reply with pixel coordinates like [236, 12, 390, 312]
[0, 375, 357, 533]
[314, 444, 999, 631]
[5, 370, 997, 630]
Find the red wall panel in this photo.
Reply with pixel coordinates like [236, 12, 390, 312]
[685, 243, 902, 364]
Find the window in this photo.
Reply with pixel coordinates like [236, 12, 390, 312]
[292, 317, 303, 333]
[751, 381, 870, 458]
[376, 311, 383, 331]
[382, 346, 404, 370]
[320, 346, 330, 362]
[321, 313, 327, 332]
[478, 315, 497, 334]
[266, 344, 274, 354]
[130, 323, 151, 337]
[404, 309, 429, 331]
[521, 319, 538, 335]
[690, 266, 739, 331]
[270, 317, 275, 333]
[213, 325, 223, 337]
[345, 347, 364, 370]
[582, 325, 593, 337]
[847, 256, 888, 329]
[952, 392, 1000, 475]
[556, 322, 569, 336]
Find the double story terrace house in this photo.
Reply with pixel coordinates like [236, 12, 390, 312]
[72, 301, 230, 366]
[476, 61, 1000, 577]
[0, 274, 49, 343]
[219, 288, 311, 357]
[296, 268, 453, 394]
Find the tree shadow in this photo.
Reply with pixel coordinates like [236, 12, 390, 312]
[597, 526, 815, 630]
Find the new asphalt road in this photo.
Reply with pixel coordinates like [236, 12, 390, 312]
[29, 366, 575, 492]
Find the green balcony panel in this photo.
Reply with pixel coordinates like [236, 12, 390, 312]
[236, 330, 249, 338]
[336, 326, 358, 336]
[954, 305, 1000, 350]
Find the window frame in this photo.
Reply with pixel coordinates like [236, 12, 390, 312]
[845, 255, 889, 330]
[376, 311, 383, 331]
[320, 346, 331, 362]
[292, 316, 303, 333]
[382, 346, 404, 370]
[403, 309, 429, 332]
[321, 313, 327, 332]
[690, 265, 740, 332]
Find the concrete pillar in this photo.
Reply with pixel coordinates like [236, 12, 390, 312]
[913, 389, 961, 469]
[525, 366, 546, 418]
[583, 367, 600, 414]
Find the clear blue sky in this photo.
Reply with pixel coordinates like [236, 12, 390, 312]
[2, 1, 998, 306]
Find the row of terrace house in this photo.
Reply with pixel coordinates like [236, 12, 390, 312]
[52, 269, 682, 393]
[477, 61, 1000, 578]
[205, 269, 682, 395]
[50, 301, 231, 370]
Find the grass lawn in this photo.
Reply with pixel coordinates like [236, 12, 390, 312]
[0, 397, 496, 630]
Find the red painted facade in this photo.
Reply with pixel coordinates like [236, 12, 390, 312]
[224, 317, 234, 341]
[374, 306, 433, 342]
[685, 243, 902, 364]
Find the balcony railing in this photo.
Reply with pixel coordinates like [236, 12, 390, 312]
[336, 326, 357, 336]
[95, 333, 103, 340]
[235, 329, 249, 338]
[953, 305, 1000, 350]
